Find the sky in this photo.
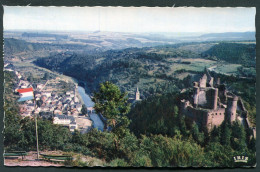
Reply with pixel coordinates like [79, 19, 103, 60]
[4, 6, 256, 33]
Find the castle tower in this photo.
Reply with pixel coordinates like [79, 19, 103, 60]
[226, 96, 238, 122]
[135, 87, 140, 101]
[199, 74, 207, 88]
[213, 88, 218, 110]
[193, 87, 199, 106]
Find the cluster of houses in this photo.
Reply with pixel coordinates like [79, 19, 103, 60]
[12, 69, 92, 132]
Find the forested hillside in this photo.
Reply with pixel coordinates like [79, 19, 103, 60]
[4, 38, 99, 62]
[34, 44, 204, 97]
[33, 41, 256, 127]
[203, 43, 256, 67]
[4, 38, 47, 55]
[34, 42, 256, 97]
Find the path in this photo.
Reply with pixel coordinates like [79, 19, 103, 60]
[4, 151, 64, 167]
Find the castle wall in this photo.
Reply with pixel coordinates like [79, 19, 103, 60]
[213, 88, 218, 110]
[205, 88, 218, 110]
[208, 77, 214, 87]
[237, 98, 247, 112]
[183, 104, 226, 131]
[194, 87, 218, 110]
[207, 108, 225, 130]
[186, 106, 208, 128]
[197, 90, 207, 106]
[217, 85, 227, 103]
[193, 87, 199, 105]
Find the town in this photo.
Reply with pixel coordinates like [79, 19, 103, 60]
[5, 63, 93, 133]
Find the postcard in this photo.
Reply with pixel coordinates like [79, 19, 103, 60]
[3, 6, 256, 167]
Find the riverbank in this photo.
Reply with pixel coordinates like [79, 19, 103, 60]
[77, 85, 104, 131]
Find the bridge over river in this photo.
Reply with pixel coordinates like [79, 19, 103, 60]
[77, 86, 104, 131]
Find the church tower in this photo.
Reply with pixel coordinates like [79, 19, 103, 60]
[135, 87, 140, 101]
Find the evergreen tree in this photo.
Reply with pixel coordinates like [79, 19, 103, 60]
[81, 104, 88, 115]
[27, 74, 34, 82]
[220, 122, 231, 146]
[92, 81, 131, 139]
[210, 126, 220, 143]
[43, 72, 50, 80]
[202, 126, 210, 146]
[191, 123, 204, 145]
[177, 110, 188, 137]
[248, 137, 256, 152]
[230, 121, 246, 151]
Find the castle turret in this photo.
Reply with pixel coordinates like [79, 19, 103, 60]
[226, 96, 238, 122]
[135, 87, 140, 101]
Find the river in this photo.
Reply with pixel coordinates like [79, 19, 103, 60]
[77, 86, 104, 131]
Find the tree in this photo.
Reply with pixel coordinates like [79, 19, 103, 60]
[81, 104, 88, 115]
[92, 81, 131, 138]
[36, 99, 43, 107]
[108, 158, 128, 167]
[204, 142, 233, 167]
[191, 123, 204, 145]
[183, 75, 192, 88]
[138, 134, 205, 167]
[176, 106, 188, 137]
[4, 104, 23, 150]
[220, 122, 231, 146]
[230, 121, 246, 151]
[27, 74, 34, 82]
[43, 72, 50, 80]
[210, 126, 220, 143]
[86, 128, 117, 161]
[248, 137, 256, 152]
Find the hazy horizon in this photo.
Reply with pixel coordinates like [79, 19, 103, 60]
[4, 29, 255, 34]
[4, 7, 255, 33]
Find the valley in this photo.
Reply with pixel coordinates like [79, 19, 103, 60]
[3, 30, 256, 167]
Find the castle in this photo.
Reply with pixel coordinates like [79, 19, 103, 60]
[181, 68, 252, 131]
